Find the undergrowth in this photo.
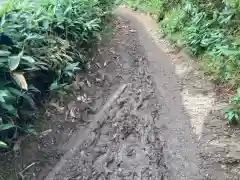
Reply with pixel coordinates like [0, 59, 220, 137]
[124, 0, 240, 124]
[0, 0, 116, 149]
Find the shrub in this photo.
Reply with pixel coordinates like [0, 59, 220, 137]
[0, 0, 115, 149]
[224, 88, 240, 124]
[160, 6, 186, 35]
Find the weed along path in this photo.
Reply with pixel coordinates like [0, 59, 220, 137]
[40, 7, 240, 180]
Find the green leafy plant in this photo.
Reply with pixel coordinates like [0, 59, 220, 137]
[160, 7, 186, 34]
[0, 0, 116, 149]
[224, 88, 240, 123]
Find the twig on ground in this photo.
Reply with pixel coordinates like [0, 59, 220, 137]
[18, 162, 36, 180]
[21, 162, 36, 173]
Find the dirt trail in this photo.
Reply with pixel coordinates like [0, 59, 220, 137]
[43, 7, 240, 180]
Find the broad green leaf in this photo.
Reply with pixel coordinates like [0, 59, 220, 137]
[12, 72, 28, 90]
[50, 81, 59, 90]
[0, 90, 9, 102]
[21, 56, 35, 63]
[0, 96, 5, 103]
[0, 50, 10, 57]
[0, 14, 6, 28]
[65, 62, 80, 71]
[0, 76, 10, 87]
[7, 88, 36, 109]
[0, 104, 18, 116]
[8, 56, 21, 71]
[24, 125, 37, 135]
[0, 57, 8, 63]
[43, 20, 49, 30]
[50, 81, 67, 90]
[0, 123, 16, 131]
[22, 93, 36, 110]
[228, 111, 235, 120]
[0, 141, 8, 148]
[25, 34, 44, 41]
[7, 87, 23, 97]
[64, 5, 72, 15]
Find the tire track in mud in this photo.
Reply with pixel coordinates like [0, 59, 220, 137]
[53, 83, 168, 180]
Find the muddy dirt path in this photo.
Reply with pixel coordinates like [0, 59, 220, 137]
[42, 8, 240, 180]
